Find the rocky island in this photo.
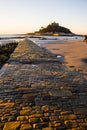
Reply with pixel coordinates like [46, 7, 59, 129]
[27, 22, 74, 36]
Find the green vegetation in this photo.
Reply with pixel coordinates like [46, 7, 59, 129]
[39, 22, 72, 34]
[0, 54, 8, 63]
[0, 42, 18, 68]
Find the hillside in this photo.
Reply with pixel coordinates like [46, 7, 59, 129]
[38, 22, 73, 35]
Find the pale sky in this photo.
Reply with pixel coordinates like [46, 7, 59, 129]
[0, 0, 87, 34]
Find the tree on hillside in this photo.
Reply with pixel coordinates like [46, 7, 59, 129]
[46, 22, 59, 33]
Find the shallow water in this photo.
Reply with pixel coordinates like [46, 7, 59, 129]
[28, 36, 84, 45]
[0, 34, 25, 45]
[0, 35, 84, 46]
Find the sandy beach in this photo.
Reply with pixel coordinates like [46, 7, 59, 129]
[42, 39, 87, 75]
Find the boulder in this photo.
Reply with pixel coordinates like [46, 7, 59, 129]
[83, 35, 87, 42]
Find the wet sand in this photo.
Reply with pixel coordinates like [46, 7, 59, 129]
[42, 39, 87, 74]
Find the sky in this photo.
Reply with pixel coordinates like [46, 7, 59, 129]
[0, 0, 87, 34]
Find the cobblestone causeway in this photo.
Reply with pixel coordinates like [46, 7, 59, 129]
[0, 39, 87, 130]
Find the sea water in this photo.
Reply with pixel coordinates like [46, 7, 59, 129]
[0, 34, 84, 46]
[0, 34, 24, 45]
[28, 35, 84, 45]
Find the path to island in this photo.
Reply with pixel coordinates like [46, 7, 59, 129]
[0, 39, 87, 130]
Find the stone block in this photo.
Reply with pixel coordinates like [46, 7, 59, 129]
[3, 121, 20, 130]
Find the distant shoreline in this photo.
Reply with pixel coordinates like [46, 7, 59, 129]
[0, 36, 25, 40]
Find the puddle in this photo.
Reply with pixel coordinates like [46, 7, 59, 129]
[57, 55, 62, 58]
